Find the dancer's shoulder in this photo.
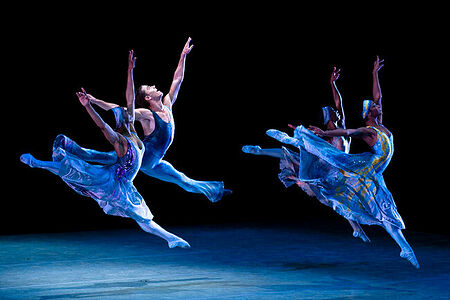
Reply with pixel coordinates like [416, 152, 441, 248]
[135, 108, 155, 121]
[367, 125, 391, 139]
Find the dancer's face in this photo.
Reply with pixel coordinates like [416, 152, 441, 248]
[330, 110, 340, 123]
[369, 103, 382, 118]
[141, 85, 163, 102]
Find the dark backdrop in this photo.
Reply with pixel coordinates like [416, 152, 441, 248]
[5, 5, 448, 235]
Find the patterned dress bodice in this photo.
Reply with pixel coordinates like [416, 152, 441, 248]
[115, 136, 144, 182]
[368, 126, 394, 174]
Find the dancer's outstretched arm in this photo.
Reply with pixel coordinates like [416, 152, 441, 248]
[163, 37, 193, 108]
[77, 89, 127, 157]
[330, 67, 346, 128]
[86, 51, 141, 123]
[372, 56, 384, 124]
[87, 95, 119, 111]
[309, 125, 377, 145]
[126, 50, 136, 123]
[85, 51, 137, 114]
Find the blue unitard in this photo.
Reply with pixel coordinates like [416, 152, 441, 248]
[140, 107, 225, 202]
[54, 106, 225, 202]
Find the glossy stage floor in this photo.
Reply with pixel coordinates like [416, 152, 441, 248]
[1, 221, 449, 299]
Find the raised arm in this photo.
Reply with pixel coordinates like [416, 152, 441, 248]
[77, 89, 127, 157]
[126, 50, 136, 123]
[163, 37, 193, 108]
[372, 56, 384, 123]
[330, 67, 346, 128]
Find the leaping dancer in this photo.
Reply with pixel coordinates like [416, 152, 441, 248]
[80, 37, 232, 202]
[267, 56, 419, 268]
[20, 51, 190, 248]
[242, 67, 370, 242]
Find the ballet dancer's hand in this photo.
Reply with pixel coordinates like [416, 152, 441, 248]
[128, 50, 136, 71]
[84, 93, 96, 102]
[182, 37, 194, 56]
[75, 88, 96, 103]
[308, 125, 324, 137]
[373, 55, 384, 73]
[76, 88, 90, 107]
[330, 66, 341, 83]
[80, 88, 97, 103]
[288, 124, 298, 130]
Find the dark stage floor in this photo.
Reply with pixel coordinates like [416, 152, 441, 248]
[0, 222, 449, 299]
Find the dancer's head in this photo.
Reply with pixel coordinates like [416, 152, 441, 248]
[136, 85, 163, 108]
[109, 107, 131, 134]
[322, 106, 340, 126]
[362, 100, 381, 121]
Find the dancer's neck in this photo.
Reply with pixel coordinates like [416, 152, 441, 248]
[149, 100, 164, 112]
[365, 118, 379, 127]
[117, 125, 132, 137]
[326, 121, 337, 130]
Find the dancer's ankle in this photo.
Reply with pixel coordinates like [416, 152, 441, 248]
[20, 153, 35, 167]
[242, 145, 261, 155]
[168, 236, 191, 249]
[400, 249, 420, 269]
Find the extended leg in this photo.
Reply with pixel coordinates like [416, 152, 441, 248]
[53, 134, 117, 165]
[137, 220, 190, 249]
[20, 154, 60, 175]
[242, 146, 284, 158]
[383, 221, 419, 268]
[348, 220, 371, 242]
[266, 129, 302, 147]
[141, 160, 230, 203]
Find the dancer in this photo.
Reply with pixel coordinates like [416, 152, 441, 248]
[267, 56, 419, 268]
[242, 67, 369, 242]
[75, 37, 231, 202]
[20, 51, 190, 249]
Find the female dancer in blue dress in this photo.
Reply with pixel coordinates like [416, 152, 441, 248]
[266, 57, 419, 268]
[20, 51, 190, 249]
[68, 38, 231, 203]
[242, 67, 370, 242]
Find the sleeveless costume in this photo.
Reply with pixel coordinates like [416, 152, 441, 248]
[268, 125, 404, 229]
[57, 107, 225, 202]
[49, 129, 153, 224]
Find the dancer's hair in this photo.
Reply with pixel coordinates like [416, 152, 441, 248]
[101, 107, 129, 133]
[101, 108, 119, 130]
[135, 86, 147, 108]
[322, 106, 337, 125]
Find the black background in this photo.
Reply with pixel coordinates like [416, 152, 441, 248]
[5, 5, 448, 235]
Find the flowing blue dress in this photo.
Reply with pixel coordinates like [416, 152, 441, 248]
[270, 125, 404, 229]
[52, 133, 154, 224]
[56, 106, 225, 202]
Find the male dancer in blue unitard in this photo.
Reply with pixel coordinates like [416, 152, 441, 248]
[21, 50, 190, 248]
[66, 38, 231, 202]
